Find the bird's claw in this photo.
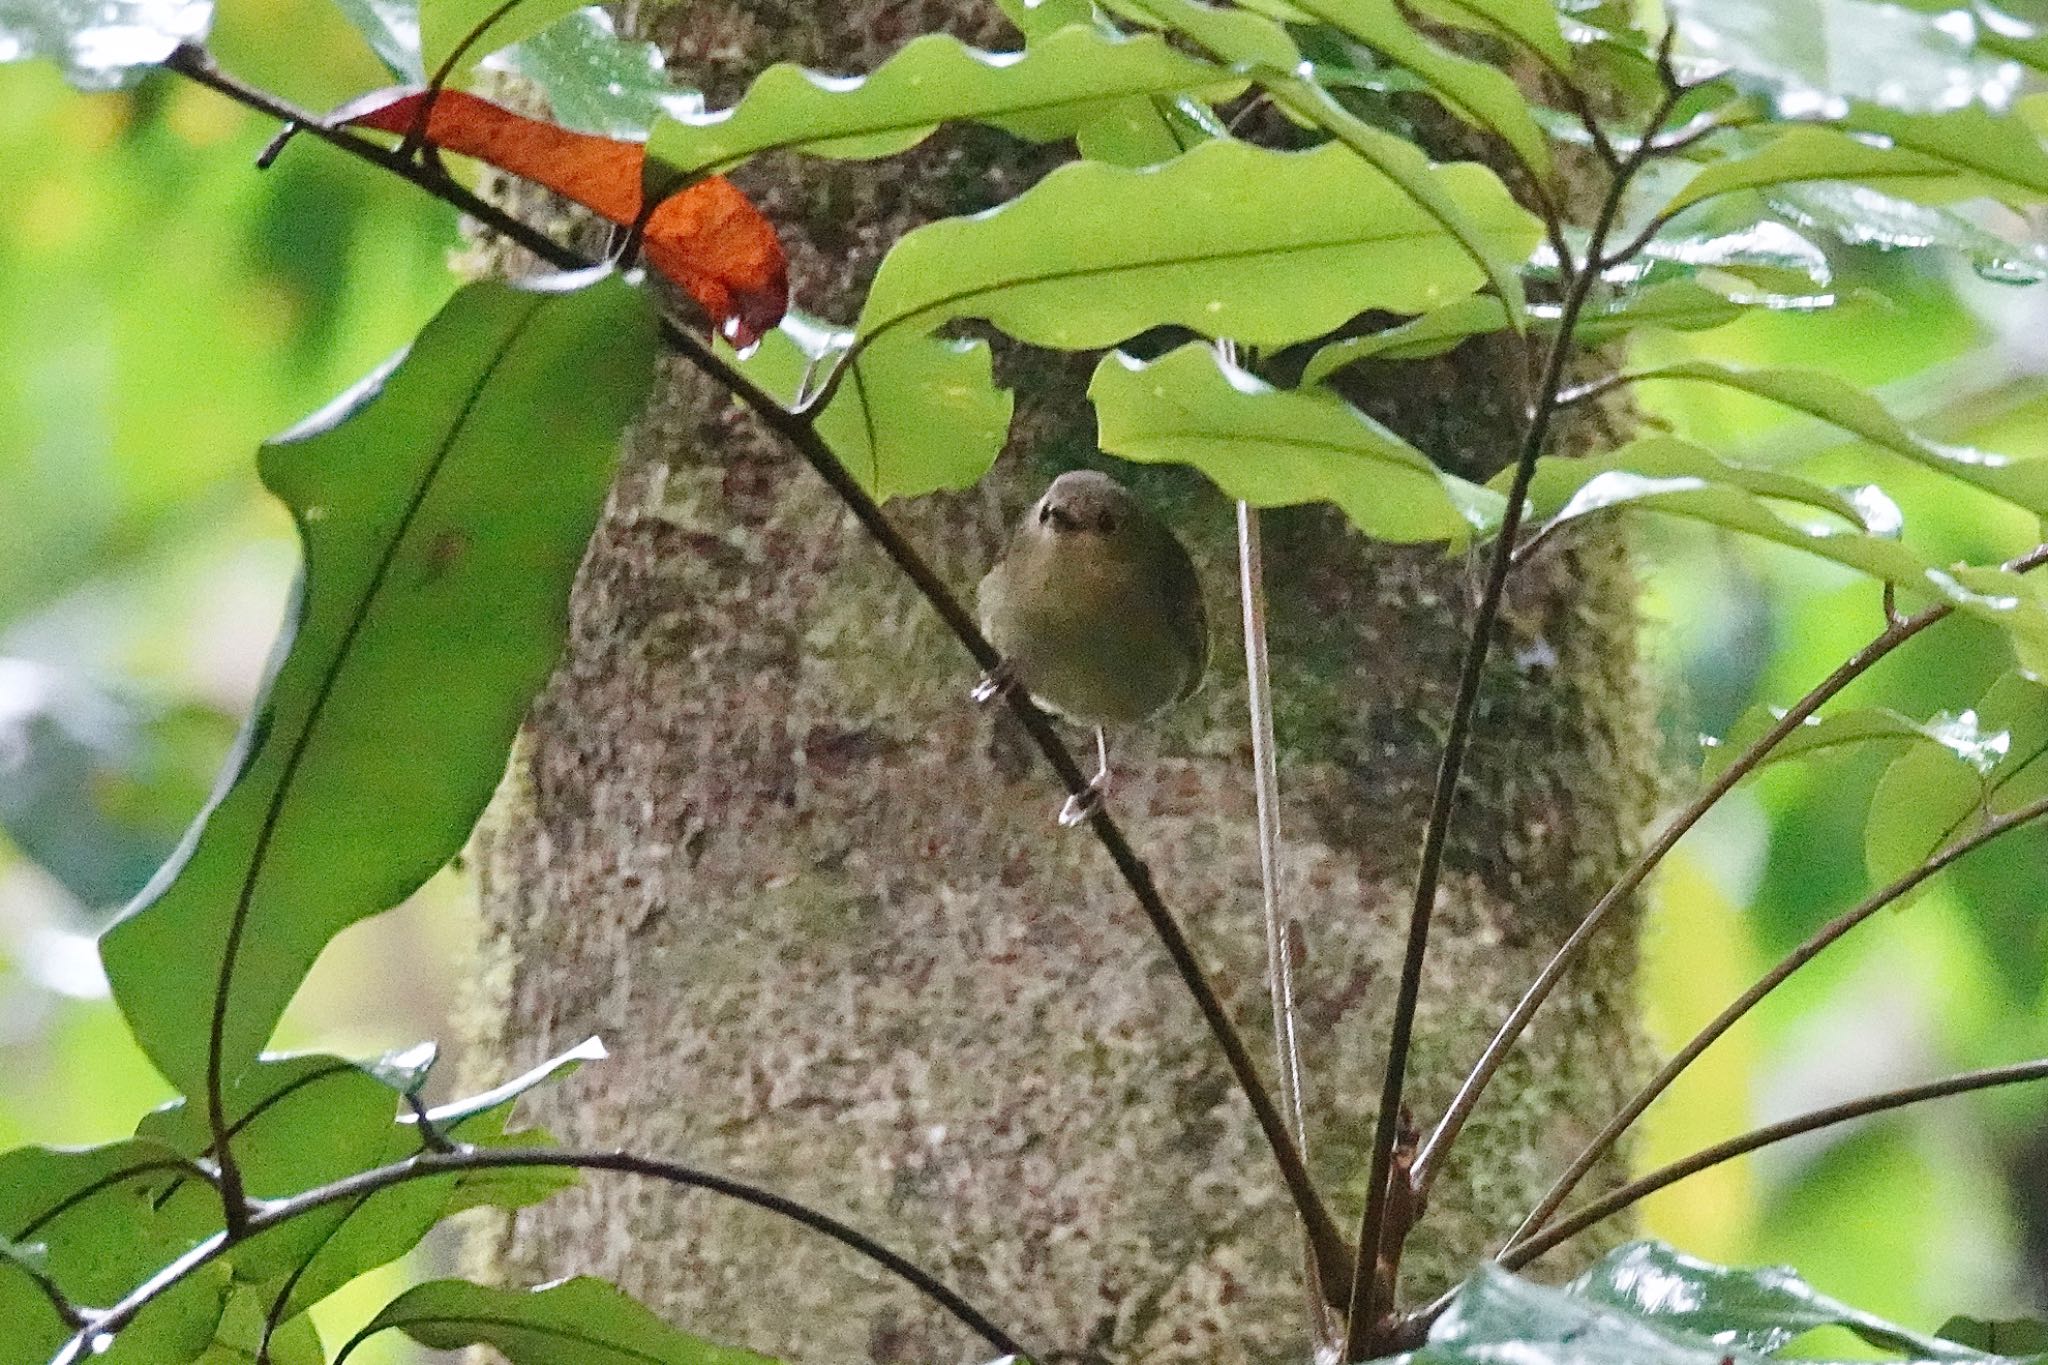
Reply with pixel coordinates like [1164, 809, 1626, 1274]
[972, 661, 1018, 706]
[1058, 779, 1106, 828]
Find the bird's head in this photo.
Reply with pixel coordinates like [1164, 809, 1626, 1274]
[1032, 470, 1139, 541]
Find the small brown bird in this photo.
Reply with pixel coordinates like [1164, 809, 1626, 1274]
[977, 469, 1210, 824]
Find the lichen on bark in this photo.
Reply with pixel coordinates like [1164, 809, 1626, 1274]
[459, 4, 1663, 1362]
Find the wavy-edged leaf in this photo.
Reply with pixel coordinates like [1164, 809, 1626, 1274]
[0, 1139, 227, 1365]
[1570, 1241, 1993, 1359]
[1868, 670, 2048, 887]
[858, 137, 1540, 352]
[1670, 0, 2026, 117]
[1521, 437, 2048, 662]
[1658, 126, 2015, 222]
[1613, 361, 2048, 516]
[1939, 1315, 2048, 1355]
[1092, 344, 1503, 545]
[0, 0, 211, 89]
[1766, 182, 2048, 283]
[502, 8, 685, 138]
[645, 26, 1233, 191]
[1701, 704, 2009, 782]
[1570, 276, 1838, 341]
[419, 0, 581, 75]
[1285, 0, 1555, 183]
[1422, 1261, 1777, 1365]
[100, 273, 659, 1101]
[1075, 92, 1224, 165]
[344, 1276, 783, 1364]
[1301, 297, 1511, 382]
[1103, 0, 1532, 324]
[737, 314, 1013, 500]
[343, 90, 787, 344]
[1405, 0, 1572, 72]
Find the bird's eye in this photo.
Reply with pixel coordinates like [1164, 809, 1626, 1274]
[1037, 502, 1054, 525]
[1098, 513, 1122, 534]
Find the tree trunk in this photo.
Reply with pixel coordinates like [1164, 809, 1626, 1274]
[462, 5, 1660, 1362]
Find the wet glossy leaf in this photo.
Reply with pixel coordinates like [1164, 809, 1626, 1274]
[1611, 361, 2048, 516]
[645, 26, 1233, 191]
[1669, 0, 2025, 117]
[735, 314, 1013, 500]
[858, 137, 1541, 352]
[1615, 222, 1834, 293]
[1569, 276, 1837, 340]
[1766, 182, 2048, 283]
[343, 91, 787, 344]
[0, 0, 211, 89]
[502, 8, 685, 138]
[345, 1276, 784, 1364]
[1658, 126, 2019, 222]
[1519, 437, 2048, 662]
[1284, 0, 1555, 183]
[1701, 705, 2009, 782]
[1092, 344, 1503, 545]
[1868, 671, 2048, 886]
[1414, 1261, 1778, 1365]
[100, 274, 660, 1101]
[0, 1140, 228, 1365]
[1570, 1241, 1992, 1358]
[419, 0, 581, 76]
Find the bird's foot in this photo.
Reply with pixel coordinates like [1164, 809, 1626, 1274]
[1058, 777, 1106, 828]
[971, 660, 1018, 706]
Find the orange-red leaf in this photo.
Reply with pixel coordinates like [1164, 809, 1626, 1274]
[345, 89, 788, 346]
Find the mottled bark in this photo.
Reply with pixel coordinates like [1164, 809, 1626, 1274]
[461, 5, 1660, 1363]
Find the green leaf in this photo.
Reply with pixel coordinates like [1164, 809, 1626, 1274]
[325, 0, 423, 79]
[1404, 0, 1572, 73]
[1075, 93, 1223, 165]
[1519, 437, 2048, 662]
[502, 8, 689, 138]
[735, 315, 1014, 500]
[1610, 361, 2048, 517]
[1301, 298, 1510, 381]
[1939, 1316, 2048, 1355]
[1568, 276, 1835, 341]
[1845, 102, 2048, 206]
[0, 659, 234, 913]
[1766, 182, 2048, 283]
[0, 0, 211, 88]
[1701, 704, 2010, 782]
[100, 272, 659, 1101]
[859, 137, 1541, 352]
[998, 0, 1096, 41]
[1656, 126, 2011, 222]
[645, 25, 1233, 191]
[1570, 1241, 1991, 1359]
[1414, 1245, 2035, 1365]
[419, 0, 587, 75]
[1284, 0, 1555, 183]
[1091, 344, 1504, 545]
[1669, 0, 2025, 117]
[1102, 0, 1533, 323]
[344, 1277, 784, 1364]
[1867, 671, 2048, 886]
[0, 1140, 229, 1365]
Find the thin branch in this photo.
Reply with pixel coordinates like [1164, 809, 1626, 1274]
[1339, 47, 1687, 1359]
[1413, 540, 2048, 1200]
[160, 40, 1353, 1301]
[1499, 788, 2048, 1257]
[51, 1147, 1030, 1365]
[1499, 1056, 2048, 1272]
[6, 1249, 94, 1331]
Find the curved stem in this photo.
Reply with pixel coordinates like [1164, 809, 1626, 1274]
[54, 1147, 1031, 1365]
[1501, 1056, 2048, 1272]
[1339, 46, 1686, 1359]
[1500, 789, 2048, 1257]
[161, 38, 1351, 1303]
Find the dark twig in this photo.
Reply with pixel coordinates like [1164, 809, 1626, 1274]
[1413, 541, 2048, 1201]
[1500, 789, 2048, 1256]
[52, 1147, 1029, 1365]
[161, 40, 1352, 1302]
[6, 1248, 94, 1331]
[1500, 1056, 2048, 1271]
[1339, 40, 1686, 1359]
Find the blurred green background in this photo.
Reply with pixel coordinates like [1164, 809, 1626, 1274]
[6, 0, 2048, 1357]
